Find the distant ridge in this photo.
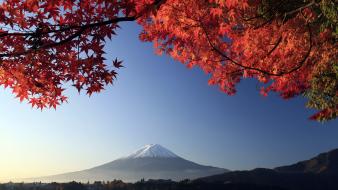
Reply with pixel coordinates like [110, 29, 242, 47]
[275, 148, 338, 174]
[197, 148, 338, 190]
[28, 144, 228, 182]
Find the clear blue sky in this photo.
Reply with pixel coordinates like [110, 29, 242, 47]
[0, 23, 337, 181]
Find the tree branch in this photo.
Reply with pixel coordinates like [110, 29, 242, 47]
[267, 36, 282, 56]
[0, 16, 134, 58]
[201, 23, 312, 77]
[0, 0, 167, 58]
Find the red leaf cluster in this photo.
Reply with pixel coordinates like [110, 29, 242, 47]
[0, 0, 132, 109]
[137, 0, 337, 120]
[0, 0, 336, 121]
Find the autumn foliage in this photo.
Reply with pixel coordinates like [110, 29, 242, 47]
[0, 0, 336, 121]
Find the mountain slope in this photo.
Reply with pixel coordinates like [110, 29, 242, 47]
[29, 144, 227, 182]
[274, 148, 338, 174]
[198, 168, 338, 190]
[197, 148, 338, 190]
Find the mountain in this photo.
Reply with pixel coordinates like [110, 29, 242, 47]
[29, 144, 227, 182]
[197, 148, 338, 190]
[274, 148, 338, 174]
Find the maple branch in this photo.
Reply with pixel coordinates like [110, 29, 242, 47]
[201, 23, 312, 77]
[283, 1, 316, 17]
[0, 0, 167, 38]
[278, 24, 313, 75]
[0, 0, 167, 59]
[267, 36, 283, 56]
[0, 16, 136, 38]
[242, 1, 284, 22]
[0, 16, 137, 58]
[243, 0, 317, 28]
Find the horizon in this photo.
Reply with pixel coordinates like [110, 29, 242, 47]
[2, 144, 337, 183]
[1, 22, 338, 182]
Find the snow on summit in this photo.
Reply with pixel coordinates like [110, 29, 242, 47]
[126, 144, 179, 158]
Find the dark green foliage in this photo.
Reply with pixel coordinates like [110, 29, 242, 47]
[256, 0, 337, 122]
[258, 0, 337, 36]
[317, 0, 338, 37]
[304, 61, 338, 121]
[258, 0, 308, 20]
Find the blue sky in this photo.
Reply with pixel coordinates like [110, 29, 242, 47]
[0, 23, 337, 181]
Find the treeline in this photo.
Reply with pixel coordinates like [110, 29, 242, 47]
[0, 179, 284, 190]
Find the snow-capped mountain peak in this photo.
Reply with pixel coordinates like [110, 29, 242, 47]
[31, 144, 228, 182]
[126, 144, 179, 158]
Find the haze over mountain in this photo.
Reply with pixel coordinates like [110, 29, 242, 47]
[28, 144, 227, 182]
